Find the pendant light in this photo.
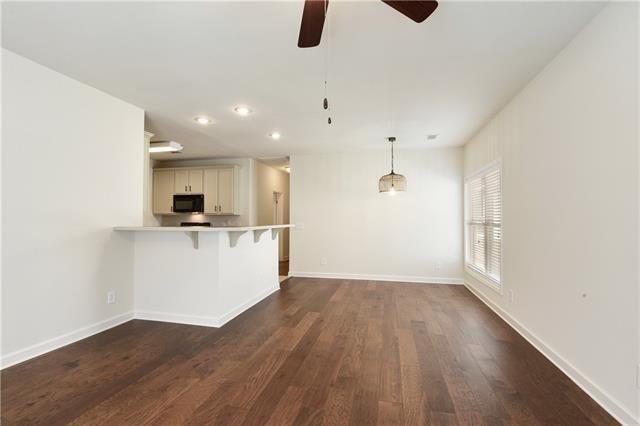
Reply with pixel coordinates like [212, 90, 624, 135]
[378, 137, 407, 193]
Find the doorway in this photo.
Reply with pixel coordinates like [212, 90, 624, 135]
[273, 191, 289, 279]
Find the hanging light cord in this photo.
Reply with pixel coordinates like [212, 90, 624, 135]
[324, 0, 332, 124]
[391, 140, 395, 173]
[324, 0, 329, 92]
[389, 137, 396, 173]
[324, 0, 329, 89]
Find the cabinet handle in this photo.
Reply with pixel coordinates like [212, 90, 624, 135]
[185, 185, 188, 192]
[170, 205, 173, 212]
[189, 185, 191, 191]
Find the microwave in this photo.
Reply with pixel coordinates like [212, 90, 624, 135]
[173, 194, 204, 213]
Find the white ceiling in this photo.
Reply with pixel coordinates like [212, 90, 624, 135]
[2, 1, 604, 160]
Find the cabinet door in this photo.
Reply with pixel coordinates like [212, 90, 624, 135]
[203, 169, 219, 214]
[174, 170, 189, 194]
[153, 170, 175, 214]
[189, 169, 204, 193]
[217, 168, 234, 214]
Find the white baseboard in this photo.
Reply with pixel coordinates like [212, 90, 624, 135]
[290, 271, 464, 285]
[1, 285, 281, 370]
[0, 311, 134, 370]
[216, 285, 280, 326]
[135, 285, 281, 328]
[134, 311, 220, 327]
[464, 282, 638, 426]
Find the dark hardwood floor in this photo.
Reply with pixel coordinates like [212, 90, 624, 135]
[1, 278, 616, 425]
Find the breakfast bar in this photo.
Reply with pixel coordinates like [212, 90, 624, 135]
[114, 225, 293, 327]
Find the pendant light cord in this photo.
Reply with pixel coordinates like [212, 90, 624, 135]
[324, 0, 329, 84]
[324, 0, 332, 124]
[391, 140, 395, 173]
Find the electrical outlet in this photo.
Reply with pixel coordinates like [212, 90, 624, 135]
[434, 261, 442, 272]
[508, 289, 514, 303]
[320, 257, 328, 266]
[107, 290, 116, 304]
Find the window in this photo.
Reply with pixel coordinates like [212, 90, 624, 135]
[465, 163, 502, 290]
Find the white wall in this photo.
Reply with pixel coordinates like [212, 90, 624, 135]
[255, 161, 289, 260]
[290, 148, 463, 283]
[1, 50, 144, 366]
[143, 133, 161, 227]
[155, 157, 256, 227]
[463, 4, 638, 423]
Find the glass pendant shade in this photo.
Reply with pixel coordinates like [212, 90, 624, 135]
[378, 137, 407, 193]
[379, 171, 407, 193]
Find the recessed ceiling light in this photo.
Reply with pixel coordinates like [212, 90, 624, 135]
[233, 105, 252, 116]
[269, 132, 281, 140]
[149, 141, 183, 153]
[194, 116, 212, 125]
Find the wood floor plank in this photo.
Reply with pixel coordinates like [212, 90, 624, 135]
[1, 278, 617, 425]
[321, 380, 356, 426]
[349, 317, 384, 425]
[265, 386, 306, 426]
[411, 320, 457, 421]
[237, 315, 327, 424]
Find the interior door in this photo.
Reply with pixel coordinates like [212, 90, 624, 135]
[153, 170, 175, 214]
[189, 169, 204, 193]
[203, 169, 219, 214]
[217, 168, 234, 214]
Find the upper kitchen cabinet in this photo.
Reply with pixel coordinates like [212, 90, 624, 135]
[153, 169, 175, 214]
[174, 169, 203, 194]
[217, 168, 234, 214]
[153, 166, 239, 215]
[204, 167, 238, 215]
[189, 170, 203, 193]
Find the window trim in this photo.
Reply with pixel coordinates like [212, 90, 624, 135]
[464, 159, 503, 294]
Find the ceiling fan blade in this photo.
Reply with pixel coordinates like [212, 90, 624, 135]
[381, 1, 438, 23]
[298, 0, 328, 48]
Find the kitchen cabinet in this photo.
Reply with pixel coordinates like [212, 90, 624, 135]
[203, 169, 218, 213]
[189, 170, 204, 193]
[217, 168, 234, 214]
[204, 167, 237, 215]
[174, 170, 189, 194]
[153, 166, 238, 215]
[153, 169, 175, 214]
[175, 169, 203, 194]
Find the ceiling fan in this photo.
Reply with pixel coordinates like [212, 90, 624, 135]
[298, 0, 438, 48]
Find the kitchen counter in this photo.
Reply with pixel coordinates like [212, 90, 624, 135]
[114, 224, 293, 328]
[114, 225, 292, 232]
[115, 224, 293, 248]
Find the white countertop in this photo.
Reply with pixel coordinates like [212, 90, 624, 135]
[114, 224, 293, 232]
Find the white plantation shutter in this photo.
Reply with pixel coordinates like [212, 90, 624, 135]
[466, 164, 502, 288]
